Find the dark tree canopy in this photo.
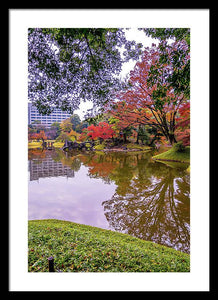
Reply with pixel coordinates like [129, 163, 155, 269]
[142, 28, 190, 46]
[28, 28, 143, 115]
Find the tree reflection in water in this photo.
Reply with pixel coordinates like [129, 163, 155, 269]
[46, 150, 190, 253]
[79, 151, 190, 254]
[103, 167, 190, 253]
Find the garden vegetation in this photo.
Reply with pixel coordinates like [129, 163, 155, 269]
[29, 219, 190, 272]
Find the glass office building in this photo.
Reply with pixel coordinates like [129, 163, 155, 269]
[28, 103, 71, 127]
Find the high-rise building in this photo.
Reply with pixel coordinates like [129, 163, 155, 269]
[28, 103, 71, 127]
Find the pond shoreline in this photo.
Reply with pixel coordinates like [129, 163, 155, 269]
[152, 145, 190, 164]
[28, 141, 152, 153]
[152, 158, 189, 163]
[102, 148, 151, 153]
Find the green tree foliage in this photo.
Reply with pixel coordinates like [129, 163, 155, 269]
[142, 28, 190, 99]
[70, 114, 81, 131]
[28, 28, 142, 115]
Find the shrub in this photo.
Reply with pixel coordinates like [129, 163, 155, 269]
[94, 144, 105, 150]
[173, 141, 185, 152]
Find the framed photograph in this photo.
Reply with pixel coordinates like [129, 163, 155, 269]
[9, 8, 210, 292]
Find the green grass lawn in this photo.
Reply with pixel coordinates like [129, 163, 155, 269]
[152, 145, 190, 163]
[28, 141, 42, 149]
[28, 219, 190, 272]
[52, 141, 64, 148]
[126, 144, 151, 151]
[28, 140, 64, 149]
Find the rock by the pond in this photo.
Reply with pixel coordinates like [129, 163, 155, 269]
[62, 140, 94, 151]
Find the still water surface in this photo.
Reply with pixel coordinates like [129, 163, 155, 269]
[28, 149, 190, 253]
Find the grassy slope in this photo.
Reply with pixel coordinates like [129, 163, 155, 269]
[28, 219, 190, 272]
[152, 146, 190, 163]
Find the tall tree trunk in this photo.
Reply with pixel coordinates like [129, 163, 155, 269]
[169, 133, 177, 145]
[136, 125, 140, 144]
[168, 111, 177, 145]
[123, 133, 127, 143]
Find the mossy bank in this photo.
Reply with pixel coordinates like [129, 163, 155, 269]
[152, 144, 190, 163]
[28, 219, 190, 272]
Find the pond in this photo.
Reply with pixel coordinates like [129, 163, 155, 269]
[28, 148, 190, 253]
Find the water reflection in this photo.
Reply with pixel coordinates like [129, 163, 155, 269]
[29, 156, 75, 181]
[103, 167, 190, 253]
[28, 149, 190, 253]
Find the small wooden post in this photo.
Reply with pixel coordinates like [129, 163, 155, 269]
[48, 256, 54, 272]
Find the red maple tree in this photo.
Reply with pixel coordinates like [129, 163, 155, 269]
[86, 122, 115, 141]
[175, 102, 190, 146]
[106, 41, 190, 145]
[28, 130, 47, 142]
